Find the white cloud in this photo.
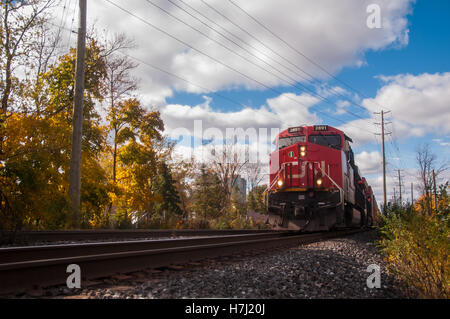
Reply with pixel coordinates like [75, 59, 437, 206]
[160, 92, 319, 138]
[337, 118, 378, 148]
[266, 93, 320, 127]
[362, 72, 450, 137]
[355, 151, 382, 175]
[81, 0, 414, 103]
[336, 100, 351, 115]
[163, 92, 321, 167]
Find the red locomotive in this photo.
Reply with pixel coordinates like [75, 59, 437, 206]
[267, 125, 378, 231]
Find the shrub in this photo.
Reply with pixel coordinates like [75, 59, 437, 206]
[378, 211, 449, 298]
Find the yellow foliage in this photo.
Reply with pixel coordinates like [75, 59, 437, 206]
[414, 193, 449, 216]
[0, 40, 110, 230]
[379, 212, 449, 298]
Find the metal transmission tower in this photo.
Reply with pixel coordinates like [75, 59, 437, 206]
[68, 0, 87, 229]
[374, 110, 391, 212]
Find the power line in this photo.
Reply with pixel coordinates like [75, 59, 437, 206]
[119, 52, 285, 122]
[102, 0, 373, 131]
[53, 1, 375, 134]
[51, 23, 287, 127]
[226, 0, 391, 113]
[198, 0, 378, 129]
[202, 0, 375, 119]
[67, 0, 77, 48]
[144, 0, 368, 123]
[56, 0, 69, 41]
[199, 0, 369, 115]
[120, 51, 361, 131]
[170, 0, 302, 80]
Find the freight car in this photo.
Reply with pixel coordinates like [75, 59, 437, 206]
[267, 125, 378, 231]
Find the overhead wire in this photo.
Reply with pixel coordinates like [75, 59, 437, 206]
[224, 0, 385, 136]
[143, 0, 369, 123]
[200, 0, 372, 117]
[102, 0, 374, 131]
[67, 0, 78, 49]
[46, 22, 286, 127]
[227, 0, 392, 114]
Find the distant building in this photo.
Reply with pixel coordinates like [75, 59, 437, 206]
[232, 175, 247, 202]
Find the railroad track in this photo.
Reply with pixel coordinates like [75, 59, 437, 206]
[0, 228, 365, 295]
[1, 229, 276, 245]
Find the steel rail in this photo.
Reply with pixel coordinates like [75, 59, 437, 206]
[0, 232, 291, 263]
[1, 229, 277, 244]
[0, 229, 364, 294]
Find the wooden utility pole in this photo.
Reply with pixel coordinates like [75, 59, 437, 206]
[68, 0, 87, 229]
[411, 182, 414, 204]
[381, 111, 386, 209]
[374, 110, 390, 212]
[397, 169, 402, 205]
[432, 169, 438, 211]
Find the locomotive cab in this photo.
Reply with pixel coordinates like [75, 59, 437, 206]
[267, 125, 376, 231]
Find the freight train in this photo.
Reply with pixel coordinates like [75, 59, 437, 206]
[267, 125, 378, 231]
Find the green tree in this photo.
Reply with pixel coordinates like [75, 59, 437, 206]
[170, 156, 196, 219]
[247, 184, 268, 214]
[230, 184, 247, 217]
[191, 164, 225, 224]
[153, 162, 183, 225]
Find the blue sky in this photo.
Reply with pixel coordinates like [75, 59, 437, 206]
[60, 0, 450, 205]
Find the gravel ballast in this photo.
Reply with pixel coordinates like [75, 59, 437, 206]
[23, 230, 408, 299]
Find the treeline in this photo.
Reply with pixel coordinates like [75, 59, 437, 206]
[0, 1, 268, 231]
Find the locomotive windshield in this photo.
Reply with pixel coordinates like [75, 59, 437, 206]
[278, 135, 306, 149]
[308, 134, 341, 150]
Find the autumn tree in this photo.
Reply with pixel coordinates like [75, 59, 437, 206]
[209, 144, 248, 214]
[0, 39, 109, 230]
[102, 34, 138, 183]
[415, 143, 448, 215]
[114, 102, 164, 227]
[247, 184, 268, 214]
[0, 0, 59, 154]
[414, 182, 450, 219]
[244, 161, 264, 191]
[230, 184, 247, 218]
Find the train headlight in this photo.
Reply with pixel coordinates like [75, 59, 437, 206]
[316, 178, 323, 186]
[300, 146, 306, 152]
[277, 180, 283, 187]
[300, 151, 306, 157]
